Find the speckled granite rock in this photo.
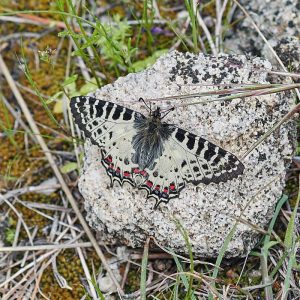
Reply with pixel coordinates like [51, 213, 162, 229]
[262, 37, 300, 83]
[224, 0, 300, 59]
[78, 51, 296, 258]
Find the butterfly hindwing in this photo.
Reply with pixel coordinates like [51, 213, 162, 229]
[134, 127, 244, 207]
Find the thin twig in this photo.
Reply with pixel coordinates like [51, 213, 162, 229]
[0, 184, 61, 205]
[0, 93, 37, 143]
[4, 217, 22, 292]
[121, 261, 131, 289]
[140, 83, 300, 110]
[215, 0, 229, 53]
[66, 213, 98, 299]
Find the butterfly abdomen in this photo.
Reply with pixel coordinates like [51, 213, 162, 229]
[131, 116, 174, 170]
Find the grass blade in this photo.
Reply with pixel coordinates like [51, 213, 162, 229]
[173, 219, 197, 300]
[281, 244, 296, 300]
[263, 194, 288, 249]
[140, 237, 150, 300]
[169, 248, 196, 300]
[284, 191, 300, 249]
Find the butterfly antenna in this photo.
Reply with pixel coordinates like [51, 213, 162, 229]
[160, 107, 175, 119]
[139, 97, 152, 113]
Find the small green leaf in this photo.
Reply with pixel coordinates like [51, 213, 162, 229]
[58, 30, 83, 39]
[79, 78, 100, 95]
[46, 91, 64, 104]
[263, 241, 279, 252]
[58, 30, 69, 37]
[60, 162, 78, 174]
[293, 261, 300, 271]
[69, 91, 81, 99]
[65, 82, 77, 95]
[5, 228, 16, 244]
[53, 99, 64, 114]
[131, 49, 168, 72]
[63, 75, 78, 87]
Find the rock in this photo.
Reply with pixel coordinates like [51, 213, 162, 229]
[78, 51, 296, 258]
[262, 36, 300, 83]
[224, 0, 300, 58]
[97, 256, 122, 294]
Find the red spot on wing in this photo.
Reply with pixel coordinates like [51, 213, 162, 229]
[105, 155, 113, 163]
[155, 185, 160, 191]
[146, 180, 153, 188]
[133, 168, 140, 174]
[124, 171, 130, 177]
[109, 163, 114, 169]
[163, 187, 168, 193]
[140, 170, 148, 177]
[116, 167, 121, 173]
[169, 183, 176, 191]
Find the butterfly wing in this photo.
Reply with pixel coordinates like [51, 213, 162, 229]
[70, 96, 143, 145]
[170, 127, 245, 184]
[71, 96, 146, 186]
[137, 126, 244, 207]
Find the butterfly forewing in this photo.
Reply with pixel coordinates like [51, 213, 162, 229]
[170, 128, 245, 184]
[71, 96, 141, 186]
[70, 96, 244, 207]
[71, 96, 142, 144]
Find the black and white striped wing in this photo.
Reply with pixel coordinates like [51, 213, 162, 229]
[70, 96, 143, 186]
[137, 127, 244, 207]
[70, 96, 141, 146]
[169, 128, 245, 184]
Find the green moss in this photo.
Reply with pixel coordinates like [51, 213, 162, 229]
[125, 267, 141, 293]
[40, 249, 100, 299]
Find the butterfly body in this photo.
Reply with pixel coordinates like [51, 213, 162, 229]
[132, 107, 174, 170]
[71, 96, 244, 208]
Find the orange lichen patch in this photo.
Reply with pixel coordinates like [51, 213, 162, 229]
[41, 250, 85, 299]
[0, 127, 53, 185]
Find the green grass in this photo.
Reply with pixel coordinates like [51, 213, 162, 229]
[183, 0, 199, 51]
[140, 237, 150, 300]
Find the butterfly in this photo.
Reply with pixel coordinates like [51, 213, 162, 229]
[70, 96, 245, 208]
